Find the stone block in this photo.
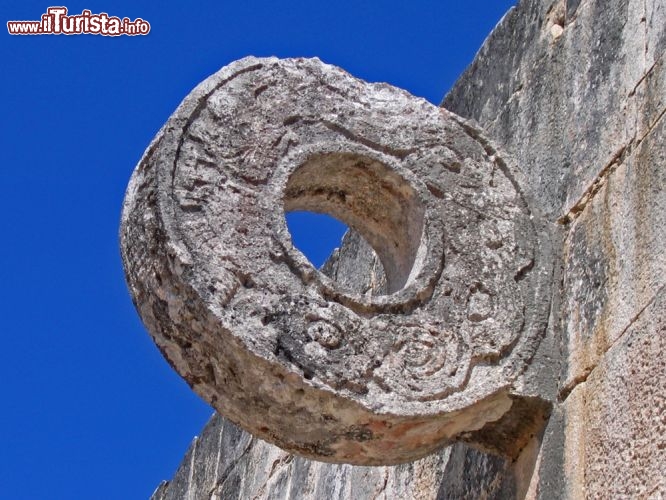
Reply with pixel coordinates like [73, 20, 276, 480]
[445, 0, 649, 221]
[562, 286, 666, 498]
[561, 116, 665, 388]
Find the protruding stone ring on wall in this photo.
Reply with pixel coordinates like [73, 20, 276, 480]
[120, 57, 553, 465]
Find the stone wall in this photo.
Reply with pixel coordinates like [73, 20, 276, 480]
[443, 0, 665, 495]
[151, 0, 665, 497]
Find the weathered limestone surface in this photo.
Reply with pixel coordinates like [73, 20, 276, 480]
[146, 0, 665, 497]
[151, 231, 518, 500]
[444, 0, 660, 221]
[444, 0, 666, 496]
[121, 57, 554, 464]
[562, 285, 666, 498]
[560, 115, 666, 391]
[151, 414, 514, 500]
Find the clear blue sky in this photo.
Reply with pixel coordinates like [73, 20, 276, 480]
[1, 1, 514, 498]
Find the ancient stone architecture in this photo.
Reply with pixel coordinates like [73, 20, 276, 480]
[122, 0, 665, 497]
[120, 56, 554, 465]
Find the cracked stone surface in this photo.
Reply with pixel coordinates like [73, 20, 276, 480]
[121, 56, 553, 464]
[444, 0, 666, 496]
[143, 0, 665, 497]
[150, 229, 517, 500]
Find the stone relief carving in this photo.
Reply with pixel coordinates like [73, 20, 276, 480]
[120, 57, 553, 465]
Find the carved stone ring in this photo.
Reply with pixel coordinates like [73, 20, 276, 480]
[120, 57, 553, 465]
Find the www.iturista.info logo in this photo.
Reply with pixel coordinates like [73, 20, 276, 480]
[7, 6, 151, 36]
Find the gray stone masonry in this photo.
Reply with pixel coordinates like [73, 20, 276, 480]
[121, 57, 554, 465]
[139, 0, 665, 497]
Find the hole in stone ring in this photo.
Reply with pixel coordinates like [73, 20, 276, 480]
[285, 211, 348, 269]
[283, 152, 426, 294]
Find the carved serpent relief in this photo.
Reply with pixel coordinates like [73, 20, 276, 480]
[120, 57, 552, 464]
